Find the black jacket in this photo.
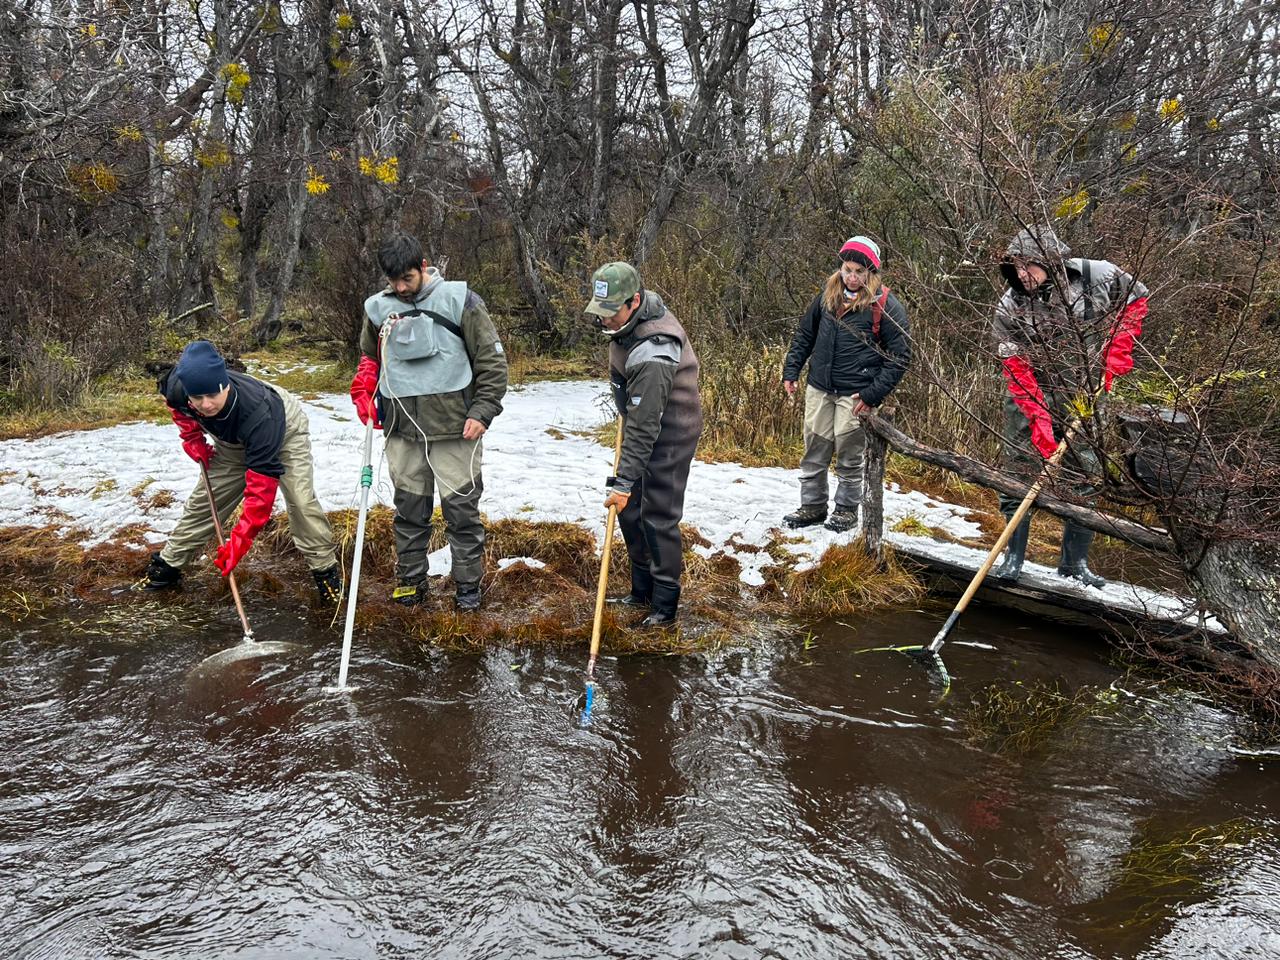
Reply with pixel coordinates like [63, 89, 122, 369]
[162, 369, 288, 478]
[782, 290, 911, 406]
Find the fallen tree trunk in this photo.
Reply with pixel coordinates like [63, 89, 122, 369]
[861, 413, 1174, 554]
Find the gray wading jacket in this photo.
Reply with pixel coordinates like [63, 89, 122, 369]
[607, 292, 703, 492]
[359, 280, 508, 441]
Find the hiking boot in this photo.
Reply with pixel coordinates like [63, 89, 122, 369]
[991, 510, 1031, 583]
[391, 580, 427, 606]
[312, 565, 343, 604]
[1057, 523, 1106, 589]
[783, 504, 827, 528]
[638, 580, 679, 628]
[823, 505, 859, 533]
[143, 551, 182, 591]
[608, 566, 653, 608]
[454, 583, 482, 612]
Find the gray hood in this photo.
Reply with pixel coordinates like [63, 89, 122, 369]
[1005, 226, 1071, 264]
[1002, 226, 1071, 293]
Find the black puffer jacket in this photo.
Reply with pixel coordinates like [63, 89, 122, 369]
[782, 290, 911, 406]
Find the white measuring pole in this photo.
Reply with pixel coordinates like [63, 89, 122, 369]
[335, 421, 375, 690]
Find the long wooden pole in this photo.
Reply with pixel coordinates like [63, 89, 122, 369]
[201, 465, 254, 643]
[926, 416, 1085, 655]
[587, 416, 625, 677]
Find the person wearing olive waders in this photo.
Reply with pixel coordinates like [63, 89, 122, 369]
[142, 340, 342, 602]
[990, 225, 1149, 588]
[349, 235, 508, 611]
[585, 262, 702, 628]
[782, 235, 911, 532]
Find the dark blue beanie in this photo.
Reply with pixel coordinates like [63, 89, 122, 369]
[174, 340, 229, 397]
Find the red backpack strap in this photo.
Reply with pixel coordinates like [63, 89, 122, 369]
[872, 286, 890, 339]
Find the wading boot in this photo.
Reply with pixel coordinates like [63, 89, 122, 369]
[991, 511, 1031, 583]
[454, 583, 482, 612]
[784, 503, 827, 529]
[1057, 522, 1106, 589]
[312, 565, 343, 604]
[143, 552, 182, 591]
[824, 505, 859, 533]
[607, 567, 653, 609]
[391, 580, 427, 606]
[638, 580, 680, 629]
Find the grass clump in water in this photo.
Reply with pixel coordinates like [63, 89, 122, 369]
[964, 679, 1124, 756]
[1084, 817, 1270, 934]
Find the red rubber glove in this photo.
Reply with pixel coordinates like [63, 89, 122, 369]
[1103, 296, 1148, 392]
[349, 355, 382, 429]
[1002, 355, 1058, 459]
[172, 408, 214, 468]
[214, 469, 279, 576]
[604, 490, 631, 512]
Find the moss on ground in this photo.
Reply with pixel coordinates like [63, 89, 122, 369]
[0, 513, 923, 654]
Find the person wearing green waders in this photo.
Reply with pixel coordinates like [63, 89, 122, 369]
[143, 340, 342, 603]
[585, 262, 702, 628]
[349, 234, 508, 611]
[990, 225, 1149, 588]
[782, 235, 911, 533]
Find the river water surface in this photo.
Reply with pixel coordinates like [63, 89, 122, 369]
[1, 600, 1277, 959]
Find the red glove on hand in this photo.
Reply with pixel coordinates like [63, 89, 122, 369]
[349, 355, 382, 429]
[172, 409, 214, 468]
[1103, 296, 1148, 392]
[214, 469, 279, 576]
[1002, 355, 1059, 459]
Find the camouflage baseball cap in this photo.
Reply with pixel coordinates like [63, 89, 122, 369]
[584, 262, 641, 317]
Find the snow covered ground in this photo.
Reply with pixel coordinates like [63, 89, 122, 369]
[0, 380, 1210, 629]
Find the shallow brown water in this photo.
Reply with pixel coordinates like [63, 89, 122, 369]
[1, 598, 1277, 959]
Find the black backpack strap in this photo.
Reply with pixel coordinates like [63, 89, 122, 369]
[394, 306, 471, 361]
[1080, 260, 1095, 327]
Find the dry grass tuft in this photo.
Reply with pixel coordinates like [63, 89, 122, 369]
[762, 538, 925, 615]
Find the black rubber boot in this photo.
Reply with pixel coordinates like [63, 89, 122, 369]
[1057, 523, 1106, 588]
[639, 580, 680, 628]
[391, 580, 427, 606]
[824, 505, 858, 533]
[608, 566, 653, 608]
[312, 565, 343, 604]
[991, 511, 1031, 582]
[143, 551, 182, 591]
[454, 582, 482, 612]
[784, 503, 827, 528]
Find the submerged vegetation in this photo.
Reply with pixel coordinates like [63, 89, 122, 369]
[964, 679, 1127, 756]
[1083, 817, 1272, 935]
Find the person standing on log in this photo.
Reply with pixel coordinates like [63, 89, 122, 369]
[782, 235, 911, 532]
[585, 261, 702, 628]
[142, 340, 342, 603]
[991, 225, 1149, 587]
[348, 235, 509, 611]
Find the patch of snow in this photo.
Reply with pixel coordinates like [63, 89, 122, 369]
[498, 557, 547, 571]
